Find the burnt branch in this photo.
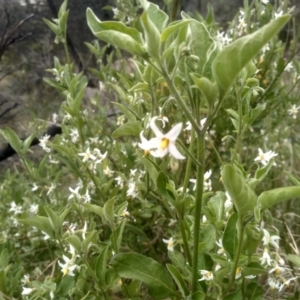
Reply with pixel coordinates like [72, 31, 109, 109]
[0, 101, 21, 120]
[0, 12, 34, 61]
[0, 124, 62, 162]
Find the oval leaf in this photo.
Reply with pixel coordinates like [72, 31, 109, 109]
[222, 164, 257, 215]
[212, 15, 290, 99]
[112, 121, 142, 138]
[258, 186, 300, 211]
[111, 252, 178, 299]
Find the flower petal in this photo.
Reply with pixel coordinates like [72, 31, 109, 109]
[168, 143, 185, 159]
[165, 123, 183, 141]
[150, 117, 164, 138]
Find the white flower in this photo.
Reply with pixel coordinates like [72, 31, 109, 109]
[262, 229, 280, 248]
[279, 277, 297, 291]
[120, 208, 130, 217]
[31, 183, 38, 191]
[112, 7, 119, 17]
[29, 204, 39, 214]
[216, 238, 226, 256]
[260, 248, 272, 266]
[261, 0, 269, 4]
[58, 255, 78, 276]
[254, 148, 277, 166]
[103, 166, 114, 177]
[9, 201, 22, 214]
[189, 170, 212, 191]
[93, 149, 107, 163]
[82, 190, 91, 203]
[285, 62, 293, 72]
[274, 10, 283, 19]
[82, 221, 87, 240]
[70, 129, 79, 143]
[288, 104, 300, 119]
[138, 131, 156, 155]
[204, 170, 212, 191]
[185, 118, 207, 131]
[39, 134, 51, 152]
[130, 169, 138, 177]
[216, 31, 232, 45]
[269, 263, 290, 275]
[68, 186, 81, 200]
[52, 113, 58, 123]
[235, 267, 242, 279]
[21, 274, 30, 285]
[78, 147, 96, 162]
[199, 270, 214, 281]
[127, 181, 138, 198]
[139, 117, 185, 160]
[163, 237, 174, 251]
[47, 183, 56, 195]
[224, 192, 233, 210]
[115, 176, 124, 188]
[268, 277, 281, 290]
[22, 287, 34, 295]
[50, 290, 55, 299]
[157, 107, 169, 128]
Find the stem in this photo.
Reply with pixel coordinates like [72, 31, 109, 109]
[170, 0, 181, 22]
[191, 133, 205, 293]
[178, 128, 195, 267]
[157, 63, 202, 136]
[178, 139, 201, 168]
[224, 215, 245, 295]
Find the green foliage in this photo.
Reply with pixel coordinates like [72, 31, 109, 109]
[1, 0, 300, 299]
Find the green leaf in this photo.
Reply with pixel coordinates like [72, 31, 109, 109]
[0, 249, 9, 268]
[242, 262, 267, 276]
[111, 252, 178, 299]
[139, 0, 169, 32]
[245, 282, 264, 300]
[223, 213, 238, 260]
[96, 246, 109, 282]
[157, 171, 172, 200]
[224, 289, 242, 300]
[161, 20, 191, 42]
[103, 198, 115, 228]
[139, 154, 159, 188]
[44, 207, 59, 235]
[191, 291, 206, 300]
[43, 19, 59, 35]
[112, 102, 137, 122]
[22, 132, 36, 154]
[201, 223, 216, 252]
[203, 41, 222, 80]
[86, 11, 142, 43]
[258, 186, 300, 211]
[168, 250, 186, 271]
[0, 128, 22, 154]
[191, 74, 218, 107]
[141, 10, 161, 60]
[111, 219, 126, 253]
[181, 15, 213, 73]
[56, 276, 75, 296]
[65, 235, 82, 254]
[287, 254, 300, 267]
[20, 216, 54, 239]
[222, 164, 257, 215]
[212, 15, 290, 99]
[0, 270, 7, 294]
[112, 121, 142, 138]
[166, 264, 189, 297]
[87, 8, 146, 57]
